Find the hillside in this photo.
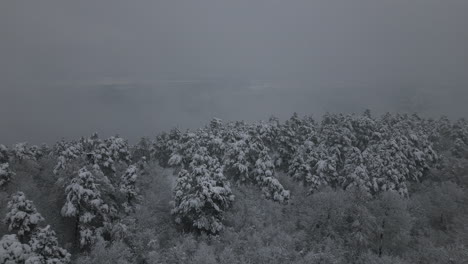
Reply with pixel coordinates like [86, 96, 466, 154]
[1, 111, 468, 263]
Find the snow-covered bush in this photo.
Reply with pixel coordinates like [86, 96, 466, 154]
[5, 192, 44, 241]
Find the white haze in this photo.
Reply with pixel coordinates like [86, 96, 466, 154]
[1, 0, 468, 144]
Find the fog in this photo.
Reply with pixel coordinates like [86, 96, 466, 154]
[1, 0, 468, 145]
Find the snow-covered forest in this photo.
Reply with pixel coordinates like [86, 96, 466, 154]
[1, 111, 467, 263]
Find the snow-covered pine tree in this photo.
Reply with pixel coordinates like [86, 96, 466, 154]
[0, 234, 34, 264]
[5, 192, 44, 242]
[172, 148, 234, 234]
[85, 140, 115, 176]
[153, 128, 182, 167]
[252, 149, 290, 202]
[276, 113, 316, 169]
[451, 118, 468, 145]
[0, 144, 9, 163]
[453, 138, 466, 158]
[29, 145, 44, 161]
[0, 162, 15, 187]
[28, 225, 71, 264]
[12, 142, 35, 162]
[53, 139, 84, 175]
[209, 117, 223, 131]
[61, 167, 109, 248]
[132, 137, 153, 162]
[350, 112, 378, 150]
[254, 117, 280, 150]
[223, 134, 251, 183]
[287, 140, 315, 184]
[309, 144, 340, 192]
[341, 147, 372, 195]
[105, 136, 131, 166]
[363, 140, 410, 197]
[40, 143, 51, 158]
[120, 165, 140, 213]
[167, 131, 203, 168]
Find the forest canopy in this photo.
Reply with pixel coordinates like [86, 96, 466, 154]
[1, 111, 468, 263]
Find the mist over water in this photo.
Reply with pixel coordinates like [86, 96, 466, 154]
[1, 79, 467, 145]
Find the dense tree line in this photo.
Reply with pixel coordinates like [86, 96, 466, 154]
[1, 111, 468, 263]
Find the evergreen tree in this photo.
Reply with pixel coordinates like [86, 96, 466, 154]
[252, 150, 290, 202]
[5, 192, 44, 242]
[132, 137, 153, 162]
[0, 144, 9, 163]
[28, 225, 71, 264]
[223, 136, 251, 183]
[12, 142, 35, 162]
[120, 165, 140, 213]
[53, 140, 84, 175]
[0, 162, 15, 187]
[172, 149, 234, 234]
[153, 128, 182, 167]
[0, 234, 34, 264]
[61, 167, 109, 247]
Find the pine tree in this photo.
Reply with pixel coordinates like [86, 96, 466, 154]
[287, 140, 315, 184]
[252, 150, 290, 202]
[341, 147, 372, 195]
[153, 128, 182, 167]
[12, 142, 35, 162]
[0, 162, 15, 187]
[223, 137, 251, 182]
[61, 167, 109, 247]
[363, 140, 410, 197]
[0, 234, 34, 263]
[298, 143, 340, 192]
[29, 145, 45, 161]
[172, 150, 234, 234]
[28, 225, 71, 264]
[5, 192, 44, 242]
[133, 137, 153, 162]
[0, 144, 9, 163]
[105, 136, 131, 165]
[53, 140, 84, 175]
[120, 165, 140, 213]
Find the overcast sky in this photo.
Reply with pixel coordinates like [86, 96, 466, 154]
[1, 0, 468, 144]
[2, 0, 467, 84]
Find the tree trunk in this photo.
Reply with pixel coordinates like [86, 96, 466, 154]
[75, 216, 80, 246]
[378, 218, 386, 257]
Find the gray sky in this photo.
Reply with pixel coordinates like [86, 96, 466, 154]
[1, 0, 468, 144]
